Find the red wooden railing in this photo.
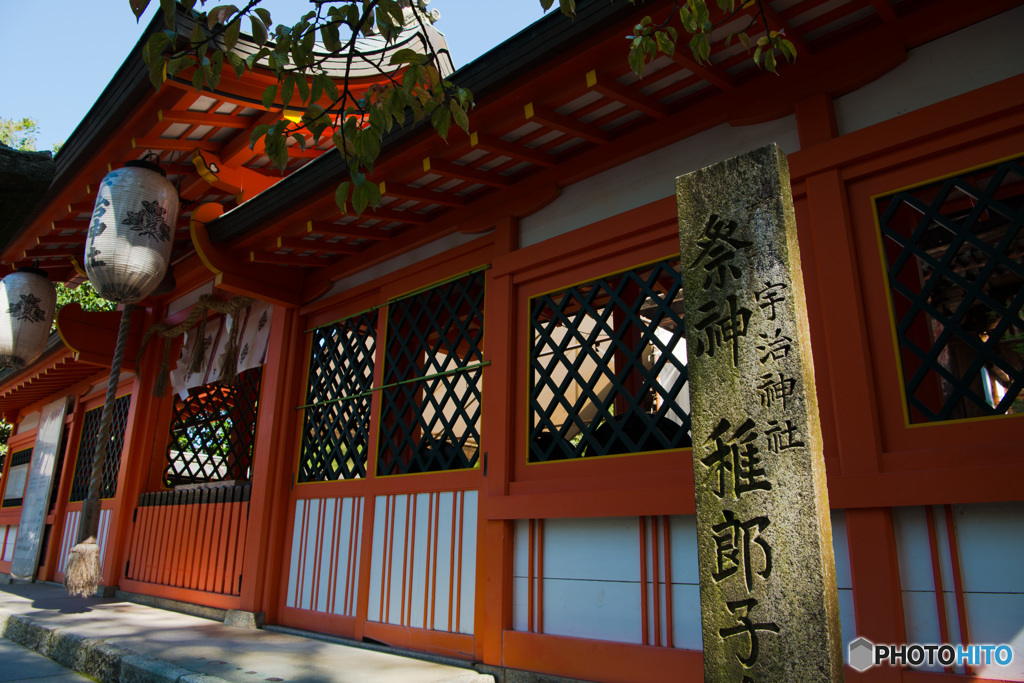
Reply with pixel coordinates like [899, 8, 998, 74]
[124, 484, 250, 596]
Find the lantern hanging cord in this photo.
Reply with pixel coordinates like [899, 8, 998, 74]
[64, 303, 135, 597]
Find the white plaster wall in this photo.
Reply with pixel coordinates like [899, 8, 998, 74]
[834, 6, 1024, 136]
[893, 503, 1024, 679]
[954, 501, 1024, 682]
[519, 117, 800, 247]
[16, 412, 39, 435]
[367, 490, 477, 634]
[513, 512, 855, 654]
[317, 230, 488, 303]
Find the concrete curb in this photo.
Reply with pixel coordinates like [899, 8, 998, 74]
[0, 607, 231, 683]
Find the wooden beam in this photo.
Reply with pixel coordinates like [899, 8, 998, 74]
[423, 157, 511, 188]
[131, 137, 220, 153]
[669, 51, 736, 91]
[190, 203, 303, 307]
[23, 247, 79, 260]
[37, 234, 84, 246]
[249, 251, 334, 267]
[272, 237, 362, 255]
[470, 132, 557, 168]
[51, 219, 86, 232]
[221, 111, 279, 166]
[158, 109, 251, 129]
[306, 221, 397, 239]
[56, 303, 143, 372]
[524, 103, 610, 144]
[585, 70, 669, 119]
[867, 0, 898, 22]
[379, 182, 469, 208]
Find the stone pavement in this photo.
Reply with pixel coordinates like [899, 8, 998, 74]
[0, 581, 492, 683]
[0, 638, 93, 682]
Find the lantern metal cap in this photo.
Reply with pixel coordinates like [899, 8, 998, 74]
[124, 157, 167, 177]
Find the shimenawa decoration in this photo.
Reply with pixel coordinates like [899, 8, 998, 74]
[65, 154, 178, 598]
[0, 267, 56, 370]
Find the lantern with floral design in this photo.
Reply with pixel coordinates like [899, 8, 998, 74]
[0, 267, 57, 370]
[84, 156, 178, 303]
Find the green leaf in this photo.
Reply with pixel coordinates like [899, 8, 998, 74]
[291, 133, 307, 150]
[368, 104, 390, 134]
[192, 66, 205, 91]
[389, 48, 425, 66]
[253, 7, 272, 29]
[144, 32, 172, 64]
[250, 123, 271, 148]
[261, 84, 278, 109]
[159, 0, 175, 30]
[294, 73, 310, 104]
[334, 181, 351, 212]
[250, 17, 267, 46]
[207, 50, 223, 89]
[227, 50, 246, 77]
[281, 75, 295, 107]
[558, 0, 576, 16]
[655, 30, 675, 56]
[224, 18, 241, 52]
[129, 0, 150, 20]
[322, 75, 339, 102]
[540, 0, 555, 10]
[321, 23, 341, 52]
[190, 18, 206, 48]
[430, 104, 452, 140]
[450, 100, 469, 134]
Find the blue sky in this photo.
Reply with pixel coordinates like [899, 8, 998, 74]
[0, 0, 553, 151]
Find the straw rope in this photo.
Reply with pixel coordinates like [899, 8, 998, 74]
[139, 294, 254, 396]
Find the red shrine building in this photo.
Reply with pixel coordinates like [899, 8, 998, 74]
[1, 1, 1022, 681]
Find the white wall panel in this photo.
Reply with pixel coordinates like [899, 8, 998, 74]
[368, 490, 477, 635]
[0, 525, 17, 562]
[835, 6, 1024, 136]
[543, 577, 643, 644]
[57, 510, 110, 574]
[520, 117, 799, 248]
[286, 496, 363, 618]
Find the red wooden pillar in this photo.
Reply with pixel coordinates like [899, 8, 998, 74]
[802, 169, 884, 476]
[478, 216, 518, 664]
[845, 507, 905, 683]
[239, 303, 301, 617]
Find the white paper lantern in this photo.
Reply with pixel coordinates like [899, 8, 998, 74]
[0, 267, 57, 370]
[85, 158, 178, 303]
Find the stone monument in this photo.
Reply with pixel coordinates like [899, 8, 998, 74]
[676, 144, 843, 681]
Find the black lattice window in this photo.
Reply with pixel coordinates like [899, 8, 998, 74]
[529, 258, 692, 462]
[878, 157, 1024, 423]
[2, 447, 33, 507]
[377, 271, 485, 476]
[164, 368, 262, 487]
[70, 395, 132, 502]
[299, 310, 377, 481]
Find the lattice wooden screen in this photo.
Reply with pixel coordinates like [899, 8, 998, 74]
[377, 271, 485, 476]
[878, 156, 1024, 422]
[163, 368, 261, 486]
[299, 310, 377, 481]
[69, 395, 132, 502]
[529, 258, 691, 462]
[1, 447, 33, 507]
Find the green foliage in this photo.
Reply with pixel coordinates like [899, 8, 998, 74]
[54, 281, 117, 330]
[133, 0, 795, 215]
[0, 117, 42, 151]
